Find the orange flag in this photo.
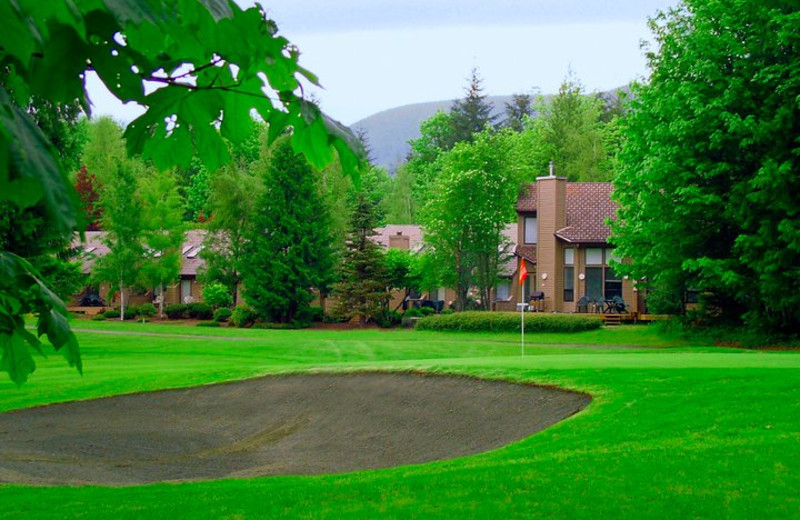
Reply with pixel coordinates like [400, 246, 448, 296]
[519, 261, 528, 286]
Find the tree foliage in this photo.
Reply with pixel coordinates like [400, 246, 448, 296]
[241, 137, 335, 325]
[448, 68, 497, 147]
[0, 0, 360, 383]
[335, 193, 389, 325]
[420, 129, 518, 310]
[611, 0, 800, 332]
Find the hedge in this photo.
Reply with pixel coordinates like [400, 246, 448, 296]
[415, 311, 603, 333]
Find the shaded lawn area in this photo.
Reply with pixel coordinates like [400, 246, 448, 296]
[1, 324, 798, 519]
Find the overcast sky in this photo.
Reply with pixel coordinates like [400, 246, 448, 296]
[86, 0, 679, 125]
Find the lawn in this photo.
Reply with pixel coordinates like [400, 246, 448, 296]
[1, 322, 798, 519]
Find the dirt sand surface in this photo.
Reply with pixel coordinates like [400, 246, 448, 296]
[0, 373, 589, 486]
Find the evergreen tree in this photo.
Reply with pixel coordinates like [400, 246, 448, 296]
[335, 193, 389, 325]
[448, 68, 497, 146]
[503, 92, 535, 132]
[241, 137, 335, 324]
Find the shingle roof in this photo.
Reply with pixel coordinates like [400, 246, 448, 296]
[373, 225, 424, 252]
[74, 230, 207, 276]
[556, 183, 616, 244]
[516, 184, 537, 212]
[515, 245, 537, 265]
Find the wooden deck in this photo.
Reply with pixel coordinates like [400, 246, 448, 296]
[67, 306, 106, 316]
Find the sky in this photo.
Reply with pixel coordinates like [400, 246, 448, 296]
[86, 0, 679, 126]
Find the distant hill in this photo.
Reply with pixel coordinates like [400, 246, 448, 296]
[351, 87, 628, 173]
[351, 95, 515, 173]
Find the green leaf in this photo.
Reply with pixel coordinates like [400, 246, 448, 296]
[0, 89, 78, 231]
[0, 330, 37, 386]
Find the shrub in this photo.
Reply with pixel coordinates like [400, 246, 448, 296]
[307, 306, 324, 323]
[138, 302, 157, 317]
[196, 321, 221, 328]
[416, 311, 603, 333]
[164, 303, 187, 320]
[104, 309, 120, 319]
[231, 305, 259, 328]
[91, 313, 106, 321]
[123, 304, 139, 320]
[187, 302, 213, 320]
[213, 307, 232, 322]
[404, 307, 423, 318]
[441, 307, 455, 315]
[377, 310, 402, 328]
[202, 282, 233, 309]
[420, 306, 435, 316]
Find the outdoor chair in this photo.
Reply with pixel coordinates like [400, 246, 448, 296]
[612, 295, 627, 313]
[576, 296, 590, 313]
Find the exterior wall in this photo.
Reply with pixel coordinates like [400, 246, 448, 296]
[536, 176, 567, 312]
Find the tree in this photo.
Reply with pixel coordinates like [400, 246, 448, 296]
[0, 1, 360, 384]
[420, 129, 519, 310]
[92, 157, 145, 321]
[139, 168, 186, 318]
[448, 68, 497, 147]
[384, 249, 422, 309]
[503, 92, 535, 132]
[537, 76, 614, 181]
[75, 166, 103, 231]
[384, 164, 415, 224]
[611, 0, 800, 332]
[336, 193, 390, 325]
[242, 137, 335, 324]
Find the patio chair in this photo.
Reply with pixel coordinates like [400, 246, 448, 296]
[612, 295, 627, 313]
[576, 296, 590, 313]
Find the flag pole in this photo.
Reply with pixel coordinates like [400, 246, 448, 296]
[518, 260, 527, 358]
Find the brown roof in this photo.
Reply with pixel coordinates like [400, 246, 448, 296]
[373, 225, 424, 252]
[515, 245, 537, 264]
[516, 181, 617, 244]
[74, 230, 207, 276]
[556, 183, 616, 244]
[516, 184, 537, 212]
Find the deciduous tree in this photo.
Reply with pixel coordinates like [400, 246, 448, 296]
[611, 0, 800, 332]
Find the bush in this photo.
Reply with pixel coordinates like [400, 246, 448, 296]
[420, 306, 435, 316]
[307, 305, 324, 322]
[91, 313, 106, 321]
[187, 302, 213, 320]
[415, 311, 603, 333]
[377, 310, 402, 328]
[104, 309, 120, 319]
[202, 282, 233, 309]
[213, 307, 232, 322]
[164, 303, 187, 320]
[231, 305, 259, 328]
[441, 307, 455, 315]
[404, 307, 423, 318]
[138, 302, 157, 317]
[123, 305, 139, 320]
[196, 321, 221, 328]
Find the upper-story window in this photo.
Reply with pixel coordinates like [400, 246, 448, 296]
[524, 216, 538, 244]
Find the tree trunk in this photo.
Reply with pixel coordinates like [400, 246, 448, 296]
[159, 282, 164, 318]
[120, 281, 125, 321]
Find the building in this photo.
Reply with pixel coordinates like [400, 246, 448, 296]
[511, 173, 638, 314]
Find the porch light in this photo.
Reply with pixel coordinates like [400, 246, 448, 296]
[578, 273, 585, 280]
[541, 273, 548, 280]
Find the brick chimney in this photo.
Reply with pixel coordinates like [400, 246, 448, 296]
[388, 231, 410, 250]
[536, 163, 567, 311]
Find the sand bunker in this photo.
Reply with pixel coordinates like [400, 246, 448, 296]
[0, 373, 589, 486]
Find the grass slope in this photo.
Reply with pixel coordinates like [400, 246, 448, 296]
[1, 323, 798, 519]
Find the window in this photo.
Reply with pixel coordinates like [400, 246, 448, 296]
[181, 279, 192, 302]
[564, 248, 575, 302]
[586, 267, 603, 300]
[496, 280, 511, 301]
[604, 266, 622, 300]
[586, 248, 603, 265]
[564, 267, 575, 302]
[436, 287, 447, 301]
[524, 216, 538, 244]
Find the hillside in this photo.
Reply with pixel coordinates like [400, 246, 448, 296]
[351, 95, 515, 173]
[351, 87, 628, 173]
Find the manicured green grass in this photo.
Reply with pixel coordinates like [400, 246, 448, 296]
[2, 323, 798, 519]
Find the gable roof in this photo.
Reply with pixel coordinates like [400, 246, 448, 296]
[516, 181, 617, 244]
[556, 183, 616, 244]
[373, 225, 424, 252]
